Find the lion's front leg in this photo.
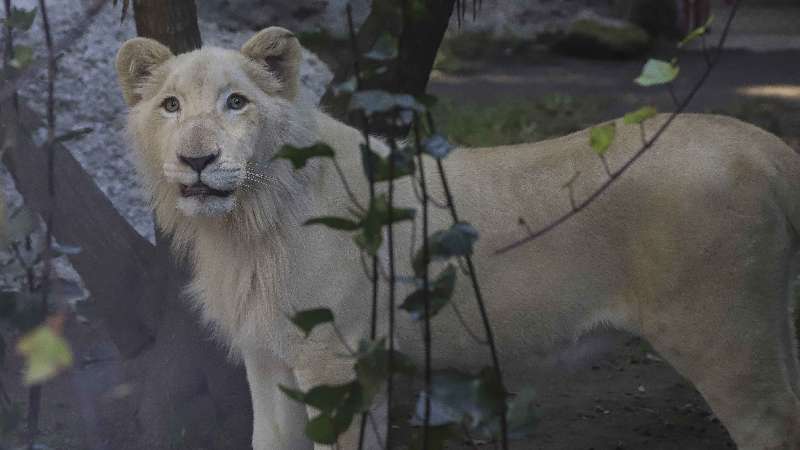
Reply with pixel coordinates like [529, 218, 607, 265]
[243, 350, 313, 450]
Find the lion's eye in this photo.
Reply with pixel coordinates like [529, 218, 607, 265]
[162, 96, 180, 113]
[226, 93, 248, 111]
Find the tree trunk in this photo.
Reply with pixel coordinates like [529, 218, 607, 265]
[321, 0, 457, 128]
[4, 1, 252, 448]
[128, 2, 252, 448]
[132, 0, 202, 54]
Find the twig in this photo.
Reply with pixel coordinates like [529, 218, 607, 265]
[347, 5, 381, 449]
[425, 111, 510, 449]
[412, 114, 433, 449]
[332, 158, 366, 213]
[495, 0, 741, 256]
[385, 134, 399, 449]
[27, 0, 57, 444]
[0, 0, 107, 105]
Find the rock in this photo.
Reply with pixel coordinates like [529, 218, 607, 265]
[612, 0, 679, 37]
[196, 0, 371, 38]
[554, 10, 651, 59]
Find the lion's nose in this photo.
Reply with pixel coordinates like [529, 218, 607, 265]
[179, 153, 219, 173]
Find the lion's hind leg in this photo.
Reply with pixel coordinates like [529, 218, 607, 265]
[637, 286, 800, 450]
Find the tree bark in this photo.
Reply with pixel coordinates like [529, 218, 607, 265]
[321, 0, 457, 127]
[133, 0, 202, 54]
[127, 1, 252, 448]
[3, 1, 251, 448]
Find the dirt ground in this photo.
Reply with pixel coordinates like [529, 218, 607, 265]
[3, 48, 799, 450]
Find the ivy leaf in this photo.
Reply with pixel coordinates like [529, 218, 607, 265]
[349, 90, 425, 116]
[10, 45, 34, 70]
[364, 32, 398, 61]
[506, 387, 538, 439]
[272, 143, 335, 169]
[623, 106, 657, 125]
[634, 59, 679, 87]
[590, 123, 616, 156]
[305, 414, 338, 445]
[16, 318, 74, 385]
[679, 14, 714, 48]
[355, 338, 416, 408]
[413, 368, 506, 433]
[413, 222, 479, 276]
[289, 308, 334, 338]
[303, 216, 361, 231]
[280, 383, 354, 414]
[7, 7, 37, 31]
[400, 265, 457, 320]
[354, 194, 416, 256]
[422, 134, 455, 159]
[360, 144, 415, 182]
[281, 382, 363, 444]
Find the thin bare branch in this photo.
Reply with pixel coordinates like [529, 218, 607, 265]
[495, 0, 741, 256]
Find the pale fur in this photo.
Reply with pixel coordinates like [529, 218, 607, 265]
[117, 28, 800, 450]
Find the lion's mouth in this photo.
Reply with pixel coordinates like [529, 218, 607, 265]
[180, 182, 233, 198]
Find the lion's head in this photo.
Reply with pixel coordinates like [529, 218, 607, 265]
[116, 27, 316, 233]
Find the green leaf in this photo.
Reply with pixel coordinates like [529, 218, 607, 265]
[354, 194, 416, 256]
[623, 106, 657, 125]
[413, 222, 479, 276]
[422, 134, 455, 159]
[360, 144, 415, 182]
[400, 265, 457, 320]
[7, 7, 37, 31]
[349, 90, 425, 116]
[355, 338, 416, 408]
[17, 322, 74, 385]
[414, 368, 506, 433]
[679, 14, 714, 48]
[634, 59, 679, 87]
[305, 414, 338, 445]
[303, 216, 361, 231]
[282, 382, 363, 444]
[10, 45, 34, 70]
[364, 32, 398, 61]
[590, 123, 616, 156]
[272, 143, 335, 169]
[289, 308, 334, 338]
[506, 387, 538, 439]
[7, 205, 37, 243]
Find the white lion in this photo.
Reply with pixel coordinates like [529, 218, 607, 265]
[116, 27, 800, 450]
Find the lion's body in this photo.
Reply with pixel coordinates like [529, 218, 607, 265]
[117, 30, 800, 450]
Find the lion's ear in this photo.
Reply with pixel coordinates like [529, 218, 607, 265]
[240, 27, 302, 100]
[115, 38, 174, 106]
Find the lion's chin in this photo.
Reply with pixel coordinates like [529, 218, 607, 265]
[176, 195, 236, 217]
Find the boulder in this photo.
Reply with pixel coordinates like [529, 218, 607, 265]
[554, 10, 652, 59]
